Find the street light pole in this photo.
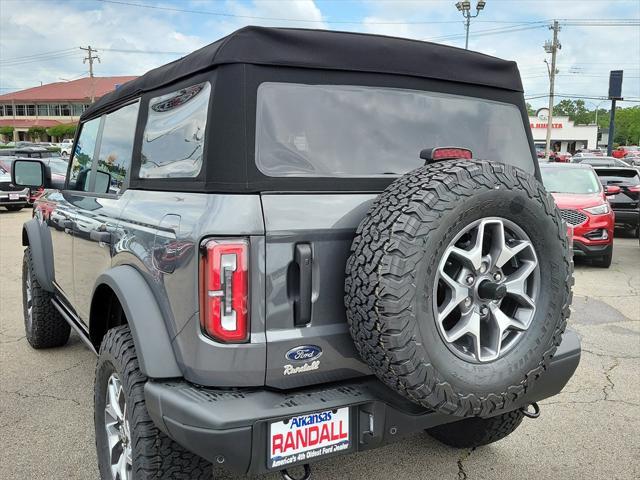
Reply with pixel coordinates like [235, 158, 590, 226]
[455, 1, 487, 50]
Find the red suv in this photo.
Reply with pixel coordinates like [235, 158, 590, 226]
[540, 163, 615, 267]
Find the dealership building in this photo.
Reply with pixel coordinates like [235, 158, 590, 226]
[0, 76, 136, 142]
[529, 108, 599, 153]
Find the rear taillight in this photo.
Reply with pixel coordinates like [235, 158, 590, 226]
[628, 185, 640, 193]
[200, 239, 248, 343]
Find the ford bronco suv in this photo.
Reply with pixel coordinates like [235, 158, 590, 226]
[11, 27, 580, 480]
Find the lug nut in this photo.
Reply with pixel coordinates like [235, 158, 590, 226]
[479, 262, 489, 273]
[465, 275, 475, 285]
[480, 306, 489, 316]
[493, 272, 502, 281]
[464, 297, 473, 308]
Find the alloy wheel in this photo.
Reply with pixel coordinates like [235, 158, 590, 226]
[104, 373, 132, 480]
[433, 217, 540, 363]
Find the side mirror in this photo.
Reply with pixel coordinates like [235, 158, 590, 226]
[604, 185, 621, 195]
[95, 170, 112, 194]
[12, 159, 47, 188]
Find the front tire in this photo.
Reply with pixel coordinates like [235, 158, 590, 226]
[22, 247, 70, 348]
[428, 410, 525, 448]
[6, 205, 24, 212]
[95, 326, 212, 480]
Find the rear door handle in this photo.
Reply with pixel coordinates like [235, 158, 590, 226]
[90, 230, 111, 244]
[294, 243, 313, 326]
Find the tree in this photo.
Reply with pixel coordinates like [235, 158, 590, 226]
[46, 123, 77, 139]
[525, 102, 536, 116]
[553, 99, 593, 125]
[27, 126, 47, 141]
[0, 126, 14, 136]
[612, 106, 640, 145]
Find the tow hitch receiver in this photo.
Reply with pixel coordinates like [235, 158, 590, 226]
[281, 464, 311, 480]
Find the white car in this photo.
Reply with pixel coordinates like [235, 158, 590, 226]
[59, 138, 73, 157]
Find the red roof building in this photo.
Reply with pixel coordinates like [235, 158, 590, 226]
[0, 76, 136, 141]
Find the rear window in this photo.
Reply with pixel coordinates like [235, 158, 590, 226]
[255, 83, 532, 177]
[540, 167, 601, 194]
[594, 168, 640, 184]
[139, 82, 211, 179]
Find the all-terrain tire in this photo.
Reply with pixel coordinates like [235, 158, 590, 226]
[427, 410, 525, 448]
[95, 326, 212, 480]
[5, 205, 24, 212]
[22, 247, 70, 348]
[345, 160, 573, 417]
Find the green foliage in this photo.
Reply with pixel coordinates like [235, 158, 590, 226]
[27, 126, 47, 139]
[525, 102, 536, 116]
[553, 99, 593, 125]
[0, 126, 14, 136]
[46, 123, 77, 138]
[612, 106, 640, 146]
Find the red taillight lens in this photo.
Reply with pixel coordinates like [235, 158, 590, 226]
[628, 185, 640, 193]
[200, 239, 248, 343]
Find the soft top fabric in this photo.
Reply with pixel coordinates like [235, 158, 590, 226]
[83, 26, 523, 119]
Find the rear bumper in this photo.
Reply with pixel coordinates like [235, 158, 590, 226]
[0, 190, 29, 206]
[145, 329, 581, 476]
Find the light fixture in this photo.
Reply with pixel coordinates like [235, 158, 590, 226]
[477, 0, 486, 10]
[462, 1, 471, 11]
[456, 2, 463, 11]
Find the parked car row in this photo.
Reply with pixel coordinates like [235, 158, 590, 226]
[0, 148, 69, 211]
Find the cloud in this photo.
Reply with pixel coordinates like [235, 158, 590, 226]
[0, 0, 637, 109]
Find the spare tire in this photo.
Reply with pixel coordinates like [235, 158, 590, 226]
[345, 160, 572, 417]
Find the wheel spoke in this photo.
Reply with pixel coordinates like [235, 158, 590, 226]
[503, 260, 537, 308]
[445, 310, 480, 343]
[448, 220, 489, 270]
[106, 380, 124, 423]
[437, 271, 468, 321]
[489, 221, 533, 268]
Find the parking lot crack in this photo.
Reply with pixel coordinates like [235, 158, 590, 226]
[456, 448, 475, 480]
[602, 358, 619, 401]
[1, 389, 81, 406]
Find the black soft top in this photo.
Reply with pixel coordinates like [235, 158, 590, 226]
[83, 26, 522, 119]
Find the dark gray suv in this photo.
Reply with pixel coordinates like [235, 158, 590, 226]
[11, 27, 580, 480]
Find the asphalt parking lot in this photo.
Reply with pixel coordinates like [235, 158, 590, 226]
[1, 209, 638, 480]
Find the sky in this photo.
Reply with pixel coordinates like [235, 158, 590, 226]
[0, 0, 639, 109]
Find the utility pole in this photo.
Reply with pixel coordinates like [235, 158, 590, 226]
[80, 46, 100, 103]
[543, 21, 561, 160]
[455, 1, 487, 50]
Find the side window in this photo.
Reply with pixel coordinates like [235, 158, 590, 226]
[69, 118, 100, 192]
[97, 101, 139, 194]
[139, 81, 210, 179]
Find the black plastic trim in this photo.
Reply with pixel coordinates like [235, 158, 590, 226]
[145, 329, 580, 475]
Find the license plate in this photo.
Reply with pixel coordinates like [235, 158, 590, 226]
[268, 407, 349, 469]
[9, 193, 19, 200]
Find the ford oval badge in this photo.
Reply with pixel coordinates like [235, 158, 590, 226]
[285, 345, 323, 362]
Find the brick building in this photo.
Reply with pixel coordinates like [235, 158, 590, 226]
[0, 76, 136, 142]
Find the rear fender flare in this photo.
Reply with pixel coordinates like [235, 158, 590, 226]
[22, 218, 55, 292]
[93, 266, 182, 378]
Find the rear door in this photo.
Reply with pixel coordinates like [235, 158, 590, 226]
[262, 194, 374, 389]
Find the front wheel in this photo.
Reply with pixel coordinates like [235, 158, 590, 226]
[95, 326, 212, 480]
[427, 410, 525, 448]
[22, 247, 70, 348]
[5, 205, 24, 212]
